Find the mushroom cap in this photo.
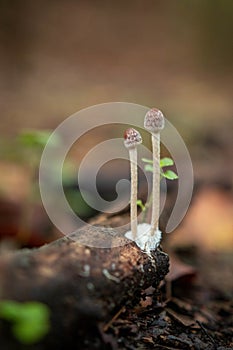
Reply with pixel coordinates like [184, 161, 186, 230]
[144, 108, 165, 132]
[124, 128, 142, 149]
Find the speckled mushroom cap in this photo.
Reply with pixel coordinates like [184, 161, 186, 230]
[124, 128, 142, 149]
[144, 108, 165, 132]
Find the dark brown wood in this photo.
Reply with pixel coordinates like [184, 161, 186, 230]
[0, 225, 169, 348]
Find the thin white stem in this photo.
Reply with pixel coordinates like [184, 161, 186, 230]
[129, 148, 138, 240]
[150, 132, 160, 235]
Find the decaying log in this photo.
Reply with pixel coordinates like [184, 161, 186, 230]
[0, 225, 169, 349]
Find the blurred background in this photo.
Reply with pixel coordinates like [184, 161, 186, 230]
[0, 1, 232, 253]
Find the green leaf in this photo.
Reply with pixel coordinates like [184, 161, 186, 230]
[136, 199, 146, 211]
[0, 300, 22, 321]
[144, 164, 153, 172]
[143, 157, 175, 169]
[13, 317, 50, 345]
[0, 301, 50, 344]
[142, 158, 153, 164]
[160, 157, 174, 167]
[161, 170, 178, 180]
[143, 157, 178, 180]
[18, 130, 61, 149]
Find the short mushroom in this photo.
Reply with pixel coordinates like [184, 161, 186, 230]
[144, 108, 165, 237]
[124, 128, 142, 240]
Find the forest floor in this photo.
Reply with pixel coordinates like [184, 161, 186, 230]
[94, 247, 232, 350]
[85, 187, 233, 350]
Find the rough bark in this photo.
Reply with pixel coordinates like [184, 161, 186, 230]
[0, 225, 169, 349]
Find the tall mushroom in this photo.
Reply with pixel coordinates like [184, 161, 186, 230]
[144, 108, 165, 237]
[124, 128, 142, 240]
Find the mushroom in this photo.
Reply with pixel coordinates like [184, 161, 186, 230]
[124, 128, 142, 240]
[144, 108, 165, 237]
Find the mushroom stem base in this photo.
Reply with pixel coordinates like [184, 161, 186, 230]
[125, 223, 162, 253]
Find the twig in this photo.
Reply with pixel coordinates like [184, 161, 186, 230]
[196, 320, 217, 347]
[102, 306, 126, 332]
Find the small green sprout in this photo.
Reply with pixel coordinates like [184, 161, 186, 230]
[142, 157, 178, 180]
[139, 157, 178, 221]
[0, 300, 50, 344]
